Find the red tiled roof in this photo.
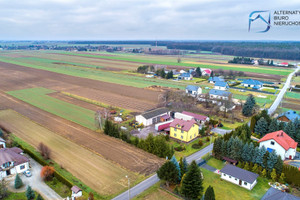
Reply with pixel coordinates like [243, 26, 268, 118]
[182, 111, 208, 121]
[204, 69, 211, 74]
[258, 130, 298, 151]
[170, 118, 197, 132]
[281, 62, 289, 65]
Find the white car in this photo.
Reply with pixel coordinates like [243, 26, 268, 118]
[23, 170, 32, 177]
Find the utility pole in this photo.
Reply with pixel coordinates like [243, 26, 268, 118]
[125, 175, 130, 200]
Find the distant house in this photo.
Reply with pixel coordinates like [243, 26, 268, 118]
[209, 89, 231, 101]
[220, 164, 259, 190]
[202, 69, 212, 76]
[71, 186, 82, 198]
[169, 118, 199, 142]
[241, 79, 263, 90]
[0, 147, 29, 179]
[258, 130, 297, 160]
[0, 138, 6, 149]
[185, 85, 202, 97]
[208, 76, 224, 83]
[178, 73, 192, 80]
[277, 110, 300, 123]
[135, 108, 170, 126]
[175, 111, 209, 125]
[261, 187, 300, 200]
[214, 81, 229, 91]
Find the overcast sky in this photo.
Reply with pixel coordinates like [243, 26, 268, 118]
[0, 0, 299, 41]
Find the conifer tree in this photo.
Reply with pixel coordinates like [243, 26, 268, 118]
[14, 174, 23, 189]
[26, 186, 35, 200]
[204, 185, 215, 200]
[254, 117, 268, 136]
[261, 169, 267, 178]
[268, 119, 279, 133]
[157, 161, 179, 187]
[170, 155, 181, 182]
[181, 161, 204, 199]
[279, 173, 285, 183]
[271, 169, 277, 182]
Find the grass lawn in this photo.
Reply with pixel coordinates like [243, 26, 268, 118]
[132, 182, 180, 200]
[206, 157, 225, 169]
[202, 168, 270, 200]
[7, 87, 97, 130]
[170, 136, 216, 160]
[4, 191, 39, 200]
[46, 179, 72, 198]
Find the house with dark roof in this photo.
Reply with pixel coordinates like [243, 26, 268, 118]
[185, 85, 202, 97]
[278, 110, 300, 123]
[258, 130, 297, 160]
[209, 89, 231, 101]
[135, 108, 170, 126]
[241, 79, 263, 90]
[169, 118, 199, 142]
[261, 187, 300, 200]
[220, 164, 259, 190]
[214, 81, 229, 91]
[208, 76, 225, 83]
[0, 147, 29, 179]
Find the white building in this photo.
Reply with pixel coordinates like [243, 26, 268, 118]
[175, 111, 209, 125]
[185, 85, 202, 97]
[258, 130, 298, 160]
[0, 138, 6, 149]
[214, 81, 229, 91]
[0, 147, 29, 179]
[220, 164, 259, 190]
[71, 186, 82, 198]
[135, 108, 170, 126]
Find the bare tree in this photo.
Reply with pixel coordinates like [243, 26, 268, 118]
[38, 143, 51, 160]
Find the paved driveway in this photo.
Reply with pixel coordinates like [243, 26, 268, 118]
[8, 158, 62, 200]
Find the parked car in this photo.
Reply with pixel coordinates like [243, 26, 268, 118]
[23, 170, 32, 177]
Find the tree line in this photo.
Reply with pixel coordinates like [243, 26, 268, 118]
[104, 119, 174, 159]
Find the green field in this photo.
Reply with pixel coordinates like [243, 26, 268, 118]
[7, 87, 97, 130]
[286, 91, 300, 99]
[57, 51, 292, 76]
[202, 169, 270, 200]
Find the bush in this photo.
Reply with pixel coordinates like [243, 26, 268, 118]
[198, 140, 203, 146]
[206, 137, 210, 142]
[174, 146, 186, 151]
[41, 166, 55, 181]
[192, 144, 201, 149]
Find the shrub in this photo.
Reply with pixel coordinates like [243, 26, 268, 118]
[174, 146, 185, 151]
[206, 137, 210, 142]
[38, 143, 51, 160]
[198, 140, 203, 146]
[192, 144, 201, 149]
[40, 166, 55, 181]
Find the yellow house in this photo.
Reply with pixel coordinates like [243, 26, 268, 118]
[169, 118, 199, 142]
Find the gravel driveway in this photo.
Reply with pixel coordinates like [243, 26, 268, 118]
[7, 158, 62, 200]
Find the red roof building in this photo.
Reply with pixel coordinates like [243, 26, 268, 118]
[170, 118, 197, 132]
[258, 130, 298, 160]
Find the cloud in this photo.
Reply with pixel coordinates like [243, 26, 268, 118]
[0, 0, 299, 40]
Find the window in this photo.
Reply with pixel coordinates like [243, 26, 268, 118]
[181, 130, 184, 133]
[229, 176, 231, 179]
[174, 133, 177, 137]
[190, 136, 192, 139]
[244, 182, 247, 186]
[193, 125, 194, 127]
[223, 174, 226, 176]
[270, 141, 275, 145]
[194, 134, 196, 137]
[174, 128, 177, 131]
[181, 136, 183, 139]
[20, 165, 25, 170]
[235, 178, 237, 181]
[3, 162, 10, 168]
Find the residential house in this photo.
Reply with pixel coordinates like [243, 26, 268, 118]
[201, 69, 212, 76]
[209, 89, 231, 101]
[174, 111, 209, 125]
[241, 79, 263, 90]
[71, 186, 82, 198]
[185, 85, 202, 97]
[135, 108, 170, 126]
[208, 76, 224, 83]
[220, 164, 259, 190]
[214, 81, 229, 91]
[169, 118, 199, 142]
[277, 110, 300, 123]
[0, 138, 6, 149]
[178, 73, 192, 80]
[261, 187, 300, 200]
[0, 147, 29, 179]
[258, 130, 297, 160]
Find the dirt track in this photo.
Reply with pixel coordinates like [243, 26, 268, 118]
[0, 61, 164, 175]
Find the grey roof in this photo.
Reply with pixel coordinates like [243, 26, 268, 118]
[220, 164, 259, 184]
[261, 187, 300, 200]
[0, 148, 29, 166]
[209, 89, 231, 97]
[141, 108, 169, 119]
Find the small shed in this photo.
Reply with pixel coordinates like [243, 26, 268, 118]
[71, 186, 82, 198]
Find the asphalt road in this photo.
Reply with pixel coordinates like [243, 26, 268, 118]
[268, 65, 300, 115]
[112, 143, 213, 200]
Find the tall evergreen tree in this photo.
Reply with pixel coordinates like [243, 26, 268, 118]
[204, 185, 215, 200]
[255, 146, 266, 166]
[241, 143, 249, 162]
[278, 122, 285, 130]
[221, 140, 227, 157]
[242, 95, 256, 117]
[179, 157, 189, 178]
[248, 143, 255, 163]
[170, 155, 181, 182]
[196, 67, 202, 77]
[14, 174, 23, 189]
[36, 194, 43, 200]
[226, 138, 233, 158]
[213, 138, 222, 158]
[267, 151, 278, 170]
[268, 119, 279, 133]
[262, 151, 269, 168]
[254, 117, 268, 136]
[284, 121, 296, 139]
[274, 156, 283, 175]
[157, 161, 179, 187]
[26, 186, 35, 200]
[181, 161, 204, 200]
[250, 116, 256, 133]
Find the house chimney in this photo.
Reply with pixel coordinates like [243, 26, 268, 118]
[281, 131, 283, 136]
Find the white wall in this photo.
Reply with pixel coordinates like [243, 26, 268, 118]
[174, 112, 193, 121]
[135, 115, 151, 126]
[259, 139, 296, 160]
[16, 162, 29, 173]
[221, 173, 256, 190]
[0, 141, 6, 148]
[214, 86, 227, 91]
[72, 191, 82, 198]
